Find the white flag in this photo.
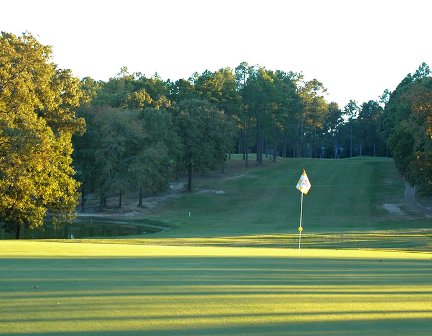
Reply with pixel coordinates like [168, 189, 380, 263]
[296, 170, 311, 195]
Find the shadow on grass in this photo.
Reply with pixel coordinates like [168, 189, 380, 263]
[1, 257, 431, 295]
[1, 256, 432, 335]
[50, 228, 432, 252]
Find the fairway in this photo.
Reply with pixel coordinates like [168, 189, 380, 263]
[128, 157, 431, 252]
[1, 241, 432, 335]
[139, 157, 428, 240]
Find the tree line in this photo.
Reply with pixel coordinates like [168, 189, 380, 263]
[1, 32, 431, 237]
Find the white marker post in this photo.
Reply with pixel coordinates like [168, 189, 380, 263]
[295, 170, 311, 251]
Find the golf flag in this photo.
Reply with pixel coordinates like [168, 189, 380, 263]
[296, 170, 311, 195]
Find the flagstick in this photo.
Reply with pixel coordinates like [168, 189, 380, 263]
[299, 192, 304, 250]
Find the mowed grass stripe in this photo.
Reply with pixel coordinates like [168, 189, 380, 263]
[1, 241, 432, 259]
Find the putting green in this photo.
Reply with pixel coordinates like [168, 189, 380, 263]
[1, 241, 431, 335]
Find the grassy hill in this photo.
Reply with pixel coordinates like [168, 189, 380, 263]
[149, 157, 409, 234]
[124, 156, 429, 250]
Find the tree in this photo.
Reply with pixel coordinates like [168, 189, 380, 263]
[173, 99, 236, 192]
[0, 32, 84, 238]
[323, 102, 343, 158]
[272, 70, 302, 160]
[358, 100, 384, 156]
[382, 63, 432, 194]
[131, 107, 181, 206]
[298, 79, 329, 157]
[126, 89, 153, 109]
[92, 67, 135, 107]
[388, 123, 414, 175]
[235, 62, 253, 166]
[193, 68, 241, 162]
[242, 66, 276, 164]
[72, 77, 102, 210]
[194, 68, 240, 114]
[343, 100, 360, 157]
[168, 78, 197, 102]
[92, 107, 132, 208]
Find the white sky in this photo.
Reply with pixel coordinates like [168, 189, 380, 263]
[1, 0, 431, 107]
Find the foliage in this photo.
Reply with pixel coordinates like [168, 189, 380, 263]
[297, 79, 329, 157]
[74, 106, 179, 207]
[382, 63, 432, 193]
[0, 32, 84, 237]
[132, 107, 181, 199]
[92, 107, 132, 206]
[173, 99, 236, 191]
[357, 100, 384, 156]
[194, 68, 240, 114]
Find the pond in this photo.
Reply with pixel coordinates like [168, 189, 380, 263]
[1, 218, 168, 239]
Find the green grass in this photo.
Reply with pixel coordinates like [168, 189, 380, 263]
[146, 157, 423, 235]
[131, 157, 429, 251]
[1, 241, 432, 335]
[1, 157, 432, 335]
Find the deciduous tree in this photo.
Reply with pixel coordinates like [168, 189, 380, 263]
[0, 32, 84, 238]
[173, 99, 236, 191]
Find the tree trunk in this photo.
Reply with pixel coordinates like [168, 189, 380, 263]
[334, 134, 338, 159]
[118, 191, 122, 208]
[239, 130, 243, 157]
[273, 132, 278, 162]
[282, 131, 288, 158]
[256, 122, 260, 164]
[100, 194, 106, 210]
[309, 130, 315, 158]
[256, 122, 263, 164]
[187, 162, 192, 192]
[15, 223, 21, 239]
[187, 150, 192, 192]
[242, 117, 246, 160]
[138, 187, 143, 207]
[81, 188, 85, 212]
[244, 117, 249, 168]
[299, 119, 304, 158]
[260, 129, 264, 163]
